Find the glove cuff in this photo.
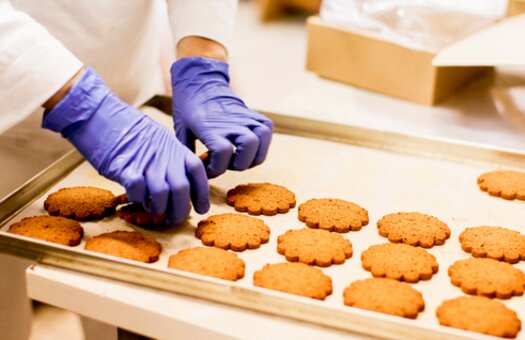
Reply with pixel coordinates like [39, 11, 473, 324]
[42, 67, 110, 133]
[170, 57, 230, 86]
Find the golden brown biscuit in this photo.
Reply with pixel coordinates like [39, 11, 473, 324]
[168, 247, 245, 281]
[448, 258, 525, 299]
[196, 213, 270, 251]
[377, 212, 450, 248]
[8, 215, 83, 246]
[277, 228, 353, 267]
[226, 183, 296, 216]
[44, 186, 119, 221]
[361, 243, 438, 283]
[437, 296, 521, 338]
[343, 278, 425, 319]
[85, 230, 161, 263]
[253, 262, 333, 300]
[478, 170, 525, 200]
[118, 203, 166, 227]
[459, 226, 525, 264]
[298, 198, 369, 233]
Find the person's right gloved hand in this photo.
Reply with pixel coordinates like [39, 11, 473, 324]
[42, 67, 210, 224]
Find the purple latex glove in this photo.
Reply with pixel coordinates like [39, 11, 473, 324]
[42, 67, 209, 224]
[171, 57, 274, 178]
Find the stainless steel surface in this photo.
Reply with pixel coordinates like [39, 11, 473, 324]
[0, 150, 83, 228]
[0, 109, 74, 199]
[1, 107, 524, 340]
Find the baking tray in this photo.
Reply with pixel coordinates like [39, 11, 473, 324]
[2, 103, 525, 340]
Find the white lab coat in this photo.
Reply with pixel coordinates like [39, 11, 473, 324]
[0, 0, 238, 132]
[0, 1, 237, 339]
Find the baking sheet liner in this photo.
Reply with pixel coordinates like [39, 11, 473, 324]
[2, 106, 525, 339]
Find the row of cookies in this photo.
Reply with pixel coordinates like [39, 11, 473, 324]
[124, 176, 525, 338]
[433, 170, 525, 338]
[224, 181, 525, 338]
[8, 215, 162, 262]
[8, 185, 431, 311]
[8, 187, 162, 262]
[7, 172, 525, 338]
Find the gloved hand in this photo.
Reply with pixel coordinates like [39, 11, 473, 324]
[171, 57, 274, 178]
[42, 67, 209, 224]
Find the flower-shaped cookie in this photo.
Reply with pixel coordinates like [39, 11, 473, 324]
[478, 170, 525, 200]
[437, 296, 521, 338]
[298, 198, 369, 233]
[168, 247, 245, 281]
[448, 258, 525, 299]
[377, 212, 450, 248]
[277, 228, 353, 267]
[361, 243, 438, 283]
[226, 183, 296, 216]
[459, 226, 525, 263]
[45, 186, 119, 221]
[196, 213, 270, 251]
[254, 262, 333, 300]
[343, 278, 425, 319]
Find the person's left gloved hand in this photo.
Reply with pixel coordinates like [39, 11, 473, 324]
[171, 57, 274, 178]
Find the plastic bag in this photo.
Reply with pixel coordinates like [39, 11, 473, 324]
[320, 0, 506, 51]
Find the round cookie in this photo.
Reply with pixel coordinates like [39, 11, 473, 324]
[343, 278, 425, 319]
[298, 198, 369, 233]
[226, 183, 296, 216]
[459, 226, 525, 264]
[437, 296, 521, 338]
[277, 228, 353, 267]
[196, 213, 270, 251]
[44, 186, 119, 221]
[118, 203, 166, 227]
[377, 212, 450, 248]
[448, 258, 525, 299]
[8, 215, 83, 246]
[477, 170, 525, 200]
[168, 247, 245, 281]
[85, 230, 161, 263]
[253, 262, 333, 300]
[361, 243, 438, 283]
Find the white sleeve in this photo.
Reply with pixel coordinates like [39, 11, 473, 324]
[166, 0, 238, 54]
[0, 0, 83, 131]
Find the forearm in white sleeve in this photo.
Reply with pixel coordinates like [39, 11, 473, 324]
[166, 0, 238, 55]
[0, 0, 82, 131]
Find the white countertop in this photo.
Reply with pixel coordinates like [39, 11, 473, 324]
[27, 264, 372, 340]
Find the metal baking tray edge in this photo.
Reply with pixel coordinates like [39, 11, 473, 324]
[1, 110, 519, 340]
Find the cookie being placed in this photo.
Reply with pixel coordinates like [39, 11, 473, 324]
[448, 258, 525, 299]
[343, 278, 425, 319]
[44, 186, 119, 221]
[478, 170, 525, 200]
[377, 212, 450, 248]
[277, 228, 353, 267]
[196, 213, 270, 251]
[8, 215, 83, 246]
[85, 230, 161, 263]
[253, 262, 333, 300]
[118, 203, 166, 227]
[361, 243, 438, 283]
[298, 198, 369, 233]
[437, 296, 521, 338]
[168, 247, 245, 281]
[459, 226, 525, 264]
[226, 183, 296, 216]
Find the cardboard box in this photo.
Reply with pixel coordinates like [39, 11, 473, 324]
[507, 0, 525, 17]
[306, 16, 491, 105]
[258, 0, 321, 21]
